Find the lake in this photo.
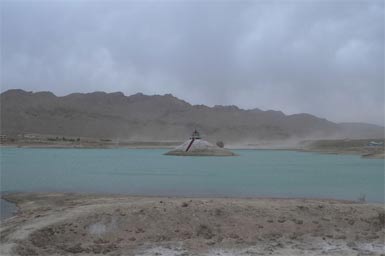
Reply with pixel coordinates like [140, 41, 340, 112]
[0, 148, 384, 203]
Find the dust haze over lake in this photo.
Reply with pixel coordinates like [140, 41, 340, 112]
[1, 0, 384, 255]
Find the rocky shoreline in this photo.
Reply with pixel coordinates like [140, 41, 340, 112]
[1, 193, 384, 255]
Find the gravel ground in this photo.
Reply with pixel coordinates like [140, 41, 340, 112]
[1, 193, 384, 256]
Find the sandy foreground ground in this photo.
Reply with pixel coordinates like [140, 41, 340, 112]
[0, 193, 384, 256]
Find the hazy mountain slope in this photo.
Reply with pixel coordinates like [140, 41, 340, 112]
[1, 89, 383, 142]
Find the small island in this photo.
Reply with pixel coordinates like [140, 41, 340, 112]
[165, 130, 236, 156]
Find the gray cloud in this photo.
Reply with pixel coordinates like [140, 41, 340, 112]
[1, 0, 384, 125]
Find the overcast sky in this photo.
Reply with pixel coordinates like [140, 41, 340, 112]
[1, 0, 384, 125]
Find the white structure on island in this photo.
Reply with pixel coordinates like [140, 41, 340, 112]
[165, 129, 236, 156]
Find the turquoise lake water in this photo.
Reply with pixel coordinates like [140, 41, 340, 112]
[0, 148, 384, 202]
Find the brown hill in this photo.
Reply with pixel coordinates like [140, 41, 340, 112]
[0, 89, 383, 143]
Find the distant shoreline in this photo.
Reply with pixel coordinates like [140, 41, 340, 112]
[1, 141, 383, 158]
